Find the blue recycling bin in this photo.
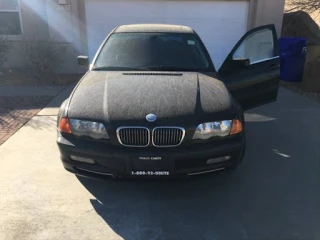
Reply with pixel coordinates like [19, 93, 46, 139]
[278, 37, 307, 82]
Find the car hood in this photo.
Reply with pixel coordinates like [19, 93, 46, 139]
[68, 71, 235, 127]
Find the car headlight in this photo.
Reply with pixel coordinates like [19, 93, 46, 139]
[68, 119, 109, 139]
[193, 120, 242, 140]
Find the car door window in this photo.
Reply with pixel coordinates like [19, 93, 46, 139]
[232, 29, 275, 64]
[218, 25, 280, 111]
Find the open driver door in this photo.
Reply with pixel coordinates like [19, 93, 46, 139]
[218, 24, 280, 111]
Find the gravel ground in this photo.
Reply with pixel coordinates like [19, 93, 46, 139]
[280, 81, 320, 102]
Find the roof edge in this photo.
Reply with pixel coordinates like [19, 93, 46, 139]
[114, 24, 194, 33]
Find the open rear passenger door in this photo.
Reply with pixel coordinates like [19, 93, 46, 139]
[218, 24, 280, 111]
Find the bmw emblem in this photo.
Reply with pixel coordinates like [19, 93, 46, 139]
[146, 114, 157, 122]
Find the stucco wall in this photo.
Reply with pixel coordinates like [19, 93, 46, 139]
[45, 0, 83, 73]
[4, 0, 83, 73]
[248, 0, 286, 37]
[4, 0, 49, 68]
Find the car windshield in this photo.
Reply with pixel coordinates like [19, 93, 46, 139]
[93, 33, 211, 71]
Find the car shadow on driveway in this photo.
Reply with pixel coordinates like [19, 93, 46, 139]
[77, 89, 320, 240]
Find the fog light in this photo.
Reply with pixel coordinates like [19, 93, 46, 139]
[207, 156, 231, 165]
[70, 155, 95, 164]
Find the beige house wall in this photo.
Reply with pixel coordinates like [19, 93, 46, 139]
[4, 0, 285, 73]
[5, 0, 50, 69]
[4, 0, 81, 73]
[248, 0, 286, 37]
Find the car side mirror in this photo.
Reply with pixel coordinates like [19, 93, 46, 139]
[232, 58, 251, 67]
[78, 56, 89, 67]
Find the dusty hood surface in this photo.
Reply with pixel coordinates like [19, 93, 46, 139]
[68, 71, 235, 127]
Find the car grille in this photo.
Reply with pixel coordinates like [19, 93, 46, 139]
[152, 127, 185, 147]
[117, 127, 149, 147]
[116, 127, 185, 147]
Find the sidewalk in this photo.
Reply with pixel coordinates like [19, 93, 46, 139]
[0, 85, 74, 145]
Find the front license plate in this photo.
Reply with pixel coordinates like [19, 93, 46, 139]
[131, 171, 170, 176]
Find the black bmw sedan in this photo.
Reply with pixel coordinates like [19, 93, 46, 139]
[57, 24, 280, 178]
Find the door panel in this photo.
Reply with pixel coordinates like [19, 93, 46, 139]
[218, 25, 280, 111]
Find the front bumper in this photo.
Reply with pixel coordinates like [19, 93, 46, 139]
[57, 134, 244, 178]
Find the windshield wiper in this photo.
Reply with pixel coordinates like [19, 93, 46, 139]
[92, 66, 144, 71]
[92, 65, 198, 72]
[140, 65, 194, 71]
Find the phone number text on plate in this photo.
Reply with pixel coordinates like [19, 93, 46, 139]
[131, 171, 169, 176]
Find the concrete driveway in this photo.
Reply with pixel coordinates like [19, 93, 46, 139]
[0, 87, 319, 240]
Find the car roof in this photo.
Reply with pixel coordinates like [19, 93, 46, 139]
[114, 24, 194, 34]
